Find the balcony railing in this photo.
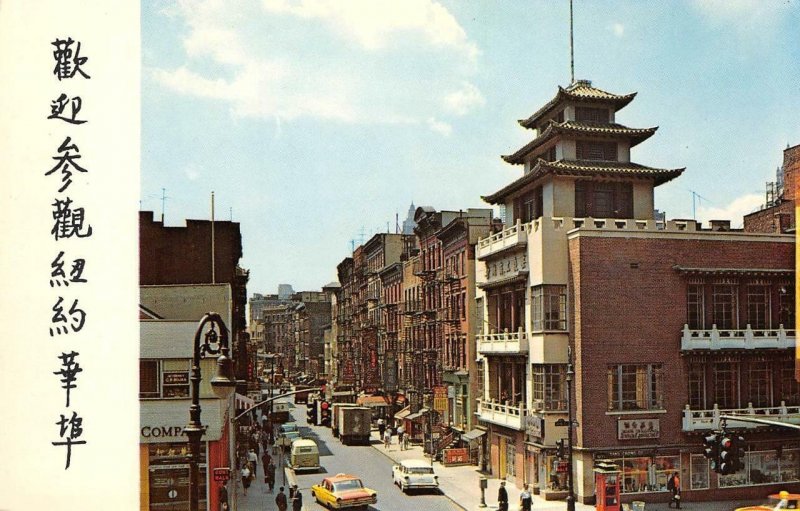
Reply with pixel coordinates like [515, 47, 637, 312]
[477, 329, 529, 354]
[681, 324, 796, 350]
[477, 219, 529, 260]
[477, 399, 525, 430]
[682, 402, 800, 431]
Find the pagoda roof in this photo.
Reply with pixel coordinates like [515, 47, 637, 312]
[502, 121, 658, 165]
[519, 80, 637, 129]
[482, 159, 684, 204]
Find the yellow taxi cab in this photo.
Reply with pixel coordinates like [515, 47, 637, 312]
[310, 473, 378, 510]
[735, 491, 800, 510]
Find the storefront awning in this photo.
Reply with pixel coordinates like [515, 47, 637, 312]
[462, 428, 487, 442]
[357, 395, 390, 407]
[406, 408, 429, 421]
[394, 406, 411, 420]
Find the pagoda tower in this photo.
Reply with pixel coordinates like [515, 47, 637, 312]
[483, 79, 684, 220]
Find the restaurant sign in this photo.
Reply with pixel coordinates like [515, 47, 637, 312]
[617, 418, 660, 440]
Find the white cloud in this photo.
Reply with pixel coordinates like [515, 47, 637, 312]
[691, 0, 792, 31]
[610, 23, 624, 37]
[695, 192, 763, 228]
[443, 82, 486, 116]
[261, 0, 479, 60]
[427, 117, 452, 136]
[150, 0, 482, 125]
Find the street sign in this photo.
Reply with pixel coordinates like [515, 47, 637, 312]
[213, 467, 231, 483]
[433, 385, 448, 412]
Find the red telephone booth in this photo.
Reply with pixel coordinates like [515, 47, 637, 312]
[594, 461, 621, 511]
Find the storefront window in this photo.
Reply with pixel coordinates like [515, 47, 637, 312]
[690, 454, 709, 489]
[506, 441, 516, 478]
[719, 450, 800, 487]
[546, 454, 568, 491]
[608, 455, 679, 494]
[148, 442, 207, 510]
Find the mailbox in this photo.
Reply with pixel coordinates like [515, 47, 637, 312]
[479, 476, 488, 490]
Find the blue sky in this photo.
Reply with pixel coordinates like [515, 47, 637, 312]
[141, 0, 800, 295]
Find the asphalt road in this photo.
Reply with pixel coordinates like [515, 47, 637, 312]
[287, 404, 462, 511]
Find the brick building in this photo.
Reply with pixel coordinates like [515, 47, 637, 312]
[139, 210, 251, 392]
[475, 80, 797, 504]
[744, 143, 799, 234]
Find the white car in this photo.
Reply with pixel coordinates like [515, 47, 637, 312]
[392, 459, 439, 493]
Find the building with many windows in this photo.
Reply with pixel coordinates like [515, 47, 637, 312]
[475, 79, 797, 504]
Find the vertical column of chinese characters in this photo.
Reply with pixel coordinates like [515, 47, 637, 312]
[48, 37, 91, 470]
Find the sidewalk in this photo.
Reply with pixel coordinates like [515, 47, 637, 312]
[369, 430, 594, 511]
[234, 449, 302, 511]
[368, 431, 762, 511]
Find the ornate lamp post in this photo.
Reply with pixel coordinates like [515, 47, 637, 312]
[184, 313, 237, 511]
[565, 346, 577, 511]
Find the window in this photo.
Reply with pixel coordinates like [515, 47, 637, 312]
[607, 364, 664, 411]
[532, 364, 567, 411]
[713, 362, 740, 408]
[608, 455, 679, 494]
[140, 359, 160, 398]
[690, 455, 709, 490]
[687, 364, 706, 410]
[575, 106, 609, 123]
[531, 285, 567, 331]
[718, 449, 800, 487]
[749, 365, 772, 407]
[746, 284, 770, 329]
[140, 359, 190, 399]
[574, 180, 633, 219]
[779, 361, 800, 405]
[779, 283, 795, 328]
[576, 140, 617, 161]
[712, 284, 738, 330]
[687, 283, 705, 329]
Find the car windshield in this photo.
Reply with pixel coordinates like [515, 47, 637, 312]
[334, 480, 363, 492]
[408, 467, 434, 474]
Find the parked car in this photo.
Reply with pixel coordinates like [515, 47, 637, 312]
[735, 491, 800, 510]
[288, 438, 320, 472]
[391, 459, 439, 493]
[310, 473, 377, 510]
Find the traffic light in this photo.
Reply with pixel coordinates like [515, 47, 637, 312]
[726, 435, 745, 474]
[702, 432, 720, 472]
[320, 401, 331, 426]
[307, 401, 317, 424]
[718, 435, 734, 475]
[556, 439, 565, 459]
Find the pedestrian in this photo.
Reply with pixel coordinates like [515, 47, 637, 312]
[497, 480, 509, 511]
[383, 426, 392, 449]
[291, 485, 303, 511]
[519, 483, 532, 511]
[377, 417, 386, 438]
[262, 450, 271, 476]
[275, 486, 288, 511]
[668, 471, 681, 508]
[247, 448, 258, 477]
[397, 424, 405, 450]
[266, 460, 276, 492]
[240, 465, 251, 496]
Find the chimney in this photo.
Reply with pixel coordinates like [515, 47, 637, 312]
[709, 220, 730, 231]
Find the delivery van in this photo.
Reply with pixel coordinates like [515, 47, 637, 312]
[289, 438, 320, 472]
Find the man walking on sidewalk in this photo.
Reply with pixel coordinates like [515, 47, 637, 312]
[275, 486, 288, 511]
[497, 480, 509, 511]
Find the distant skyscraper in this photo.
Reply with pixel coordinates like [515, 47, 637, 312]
[401, 202, 416, 235]
[278, 284, 294, 300]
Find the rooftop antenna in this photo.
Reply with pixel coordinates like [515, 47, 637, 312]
[569, 0, 575, 84]
[160, 187, 169, 223]
[230, 207, 233, 221]
[690, 190, 711, 221]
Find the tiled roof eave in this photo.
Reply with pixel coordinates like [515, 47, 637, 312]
[483, 160, 684, 204]
[519, 88, 637, 129]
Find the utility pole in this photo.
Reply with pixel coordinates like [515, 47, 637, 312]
[569, 0, 575, 84]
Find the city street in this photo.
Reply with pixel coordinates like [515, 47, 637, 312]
[236, 402, 461, 511]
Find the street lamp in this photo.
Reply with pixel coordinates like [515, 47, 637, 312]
[565, 345, 577, 511]
[184, 312, 237, 511]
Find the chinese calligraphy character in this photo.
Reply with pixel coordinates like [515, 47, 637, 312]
[50, 251, 88, 287]
[51, 37, 90, 80]
[45, 137, 88, 193]
[53, 351, 82, 407]
[52, 411, 87, 469]
[51, 197, 92, 240]
[50, 297, 86, 336]
[48, 94, 87, 124]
